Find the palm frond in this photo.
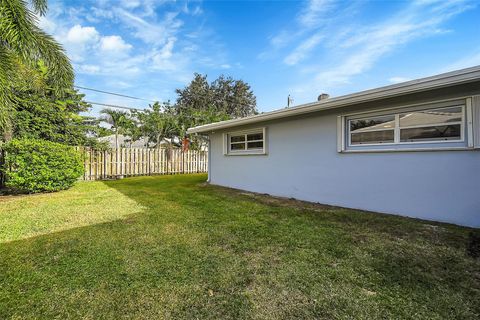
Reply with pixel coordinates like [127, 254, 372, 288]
[30, 0, 48, 16]
[0, 0, 74, 94]
[0, 46, 15, 140]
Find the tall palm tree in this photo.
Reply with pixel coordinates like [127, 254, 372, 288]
[100, 109, 130, 149]
[0, 0, 74, 141]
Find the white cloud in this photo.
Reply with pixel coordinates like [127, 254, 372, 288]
[35, 0, 230, 106]
[38, 16, 56, 34]
[183, 3, 203, 16]
[115, 8, 183, 46]
[284, 33, 324, 65]
[78, 64, 101, 74]
[260, 0, 345, 63]
[56, 25, 100, 62]
[155, 37, 175, 60]
[298, 0, 335, 28]
[286, 0, 474, 95]
[389, 77, 412, 84]
[100, 35, 133, 53]
[151, 37, 179, 71]
[66, 24, 99, 44]
[120, 0, 141, 9]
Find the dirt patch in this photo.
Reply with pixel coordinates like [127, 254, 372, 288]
[210, 184, 338, 212]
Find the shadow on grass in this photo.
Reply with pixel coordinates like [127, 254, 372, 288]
[0, 173, 479, 319]
[0, 180, 145, 244]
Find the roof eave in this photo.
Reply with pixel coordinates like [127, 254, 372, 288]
[187, 65, 480, 134]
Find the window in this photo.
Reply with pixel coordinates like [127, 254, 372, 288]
[399, 106, 462, 142]
[347, 104, 464, 147]
[336, 98, 477, 153]
[225, 128, 266, 155]
[349, 115, 395, 145]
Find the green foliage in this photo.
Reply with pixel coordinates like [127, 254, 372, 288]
[2, 139, 84, 193]
[100, 109, 135, 148]
[133, 102, 178, 148]
[176, 73, 257, 118]
[9, 59, 104, 148]
[13, 90, 103, 147]
[0, 0, 74, 140]
[97, 73, 257, 150]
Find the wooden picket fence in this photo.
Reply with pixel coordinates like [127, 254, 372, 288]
[78, 147, 208, 181]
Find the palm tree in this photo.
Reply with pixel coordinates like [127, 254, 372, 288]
[100, 109, 130, 149]
[0, 0, 74, 141]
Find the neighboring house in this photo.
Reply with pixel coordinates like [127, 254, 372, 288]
[187, 66, 480, 227]
[97, 135, 179, 149]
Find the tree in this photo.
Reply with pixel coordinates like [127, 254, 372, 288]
[175, 73, 257, 119]
[135, 102, 177, 149]
[0, 0, 74, 141]
[175, 74, 212, 116]
[211, 75, 257, 117]
[100, 109, 132, 149]
[10, 60, 105, 148]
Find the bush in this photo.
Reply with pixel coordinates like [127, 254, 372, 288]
[1, 139, 84, 193]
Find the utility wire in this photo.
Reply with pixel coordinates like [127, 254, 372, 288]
[85, 101, 144, 111]
[75, 85, 157, 102]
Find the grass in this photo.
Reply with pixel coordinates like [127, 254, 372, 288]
[0, 174, 479, 319]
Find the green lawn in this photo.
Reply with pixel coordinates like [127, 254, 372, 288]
[0, 174, 479, 319]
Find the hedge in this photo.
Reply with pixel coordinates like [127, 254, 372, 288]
[1, 139, 84, 193]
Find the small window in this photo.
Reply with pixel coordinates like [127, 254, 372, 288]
[226, 128, 266, 155]
[346, 104, 465, 147]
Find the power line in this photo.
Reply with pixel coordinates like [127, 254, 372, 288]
[85, 101, 144, 111]
[75, 85, 157, 102]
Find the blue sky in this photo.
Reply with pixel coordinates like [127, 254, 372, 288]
[38, 0, 480, 115]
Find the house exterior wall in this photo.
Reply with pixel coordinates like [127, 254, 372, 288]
[207, 85, 480, 227]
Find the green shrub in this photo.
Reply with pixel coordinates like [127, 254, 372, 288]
[1, 139, 84, 193]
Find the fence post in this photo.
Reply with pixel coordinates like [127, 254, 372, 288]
[182, 150, 185, 174]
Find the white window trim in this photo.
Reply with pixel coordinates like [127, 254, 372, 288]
[338, 98, 476, 152]
[473, 95, 480, 149]
[223, 127, 267, 156]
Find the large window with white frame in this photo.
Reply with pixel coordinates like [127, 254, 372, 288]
[347, 103, 465, 147]
[225, 128, 266, 155]
[336, 97, 479, 152]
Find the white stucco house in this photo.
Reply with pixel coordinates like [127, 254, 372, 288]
[187, 66, 480, 227]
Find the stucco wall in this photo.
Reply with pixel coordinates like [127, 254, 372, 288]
[208, 87, 480, 227]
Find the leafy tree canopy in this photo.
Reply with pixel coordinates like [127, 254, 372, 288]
[133, 102, 177, 148]
[11, 60, 106, 148]
[0, 0, 74, 140]
[175, 73, 257, 119]
[99, 74, 257, 150]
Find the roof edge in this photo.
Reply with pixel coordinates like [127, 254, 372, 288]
[187, 65, 480, 134]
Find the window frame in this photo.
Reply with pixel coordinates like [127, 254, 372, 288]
[338, 98, 474, 153]
[348, 114, 396, 146]
[347, 105, 465, 147]
[224, 127, 267, 156]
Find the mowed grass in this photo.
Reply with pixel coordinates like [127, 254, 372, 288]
[0, 174, 479, 319]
